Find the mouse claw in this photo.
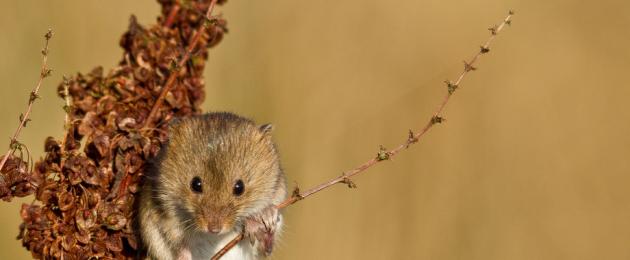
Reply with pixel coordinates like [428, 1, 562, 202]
[244, 206, 282, 257]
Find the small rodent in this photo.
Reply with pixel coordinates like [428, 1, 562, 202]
[138, 112, 287, 260]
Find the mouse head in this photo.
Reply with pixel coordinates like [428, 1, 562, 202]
[151, 113, 285, 235]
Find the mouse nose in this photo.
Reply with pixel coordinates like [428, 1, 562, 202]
[205, 207, 229, 234]
[207, 216, 225, 234]
[209, 227, 221, 234]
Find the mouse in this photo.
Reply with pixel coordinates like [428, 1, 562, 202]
[138, 112, 287, 260]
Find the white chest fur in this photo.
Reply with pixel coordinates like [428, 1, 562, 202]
[183, 231, 256, 260]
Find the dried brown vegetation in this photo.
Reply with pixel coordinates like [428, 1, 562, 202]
[1, 0, 227, 258]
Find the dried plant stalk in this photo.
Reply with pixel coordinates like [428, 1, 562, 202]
[0, 29, 53, 201]
[212, 11, 516, 260]
[143, 0, 218, 128]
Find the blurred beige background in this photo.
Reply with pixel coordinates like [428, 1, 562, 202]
[1, 0, 629, 259]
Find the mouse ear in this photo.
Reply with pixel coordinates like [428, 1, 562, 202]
[259, 123, 274, 134]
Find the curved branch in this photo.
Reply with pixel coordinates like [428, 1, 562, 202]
[211, 10, 515, 260]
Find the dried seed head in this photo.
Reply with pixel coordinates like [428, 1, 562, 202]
[445, 80, 459, 95]
[377, 145, 391, 161]
[488, 25, 498, 35]
[431, 116, 445, 125]
[463, 61, 477, 72]
[44, 29, 53, 40]
[340, 176, 357, 189]
[19, 2, 227, 258]
[407, 130, 418, 147]
[291, 185, 303, 200]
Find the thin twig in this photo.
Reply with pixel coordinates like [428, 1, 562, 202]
[59, 76, 72, 159]
[164, 4, 182, 28]
[211, 11, 515, 259]
[210, 233, 244, 260]
[0, 29, 53, 173]
[62, 77, 71, 129]
[278, 10, 514, 208]
[143, 0, 218, 128]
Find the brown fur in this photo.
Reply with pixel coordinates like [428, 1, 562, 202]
[138, 112, 286, 259]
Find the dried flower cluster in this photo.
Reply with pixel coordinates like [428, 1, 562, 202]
[0, 155, 34, 201]
[3, 0, 227, 258]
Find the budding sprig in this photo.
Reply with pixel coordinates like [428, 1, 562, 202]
[0, 29, 54, 173]
[212, 10, 515, 260]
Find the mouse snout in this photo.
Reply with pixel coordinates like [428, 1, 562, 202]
[207, 215, 224, 234]
[205, 207, 231, 234]
[208, 225, 221, 234]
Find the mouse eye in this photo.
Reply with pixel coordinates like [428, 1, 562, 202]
[233, 179, 245, 196]
[191, 176, 203, 193]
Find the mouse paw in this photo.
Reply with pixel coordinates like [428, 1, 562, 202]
[244, 206, 282, 257]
